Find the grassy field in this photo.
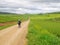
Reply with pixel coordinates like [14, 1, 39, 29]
[0, 14, 28, 30]
[27, 14, 60, 45]
[0, 13, 60, 45]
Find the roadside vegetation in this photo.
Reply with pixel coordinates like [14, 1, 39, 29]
[27, 14, 60, 45]
[0, 14, 28, 30]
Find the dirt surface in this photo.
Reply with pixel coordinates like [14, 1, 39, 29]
[0, 19, 30, 45]
[0, 22, 16, 26]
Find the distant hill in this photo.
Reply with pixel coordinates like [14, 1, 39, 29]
[0, 11, 60, 15]
[0, 12, 13, 14]
[47, 12, 60, 14]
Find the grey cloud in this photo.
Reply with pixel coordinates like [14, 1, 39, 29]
[28, 0, 60, 3]
[0, 0, 60, 14]
[0, 1, 42, 10]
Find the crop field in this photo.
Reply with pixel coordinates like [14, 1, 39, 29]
[27, 14, 60, 45]
[0, 14, 28, 30]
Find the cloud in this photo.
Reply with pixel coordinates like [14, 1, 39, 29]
[29, 0, 60, 3]
[0, 0, 60, 14]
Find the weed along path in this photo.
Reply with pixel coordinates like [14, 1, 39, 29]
[0, 19, 30, 45]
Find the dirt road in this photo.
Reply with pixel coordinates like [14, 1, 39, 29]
[0, 19, 30, 45]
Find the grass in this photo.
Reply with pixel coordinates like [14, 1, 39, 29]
[0, 13, 60, 45]
[0, 14, 28, 23]
[27, 14, 60, 45]
[0, 14, 28, 30]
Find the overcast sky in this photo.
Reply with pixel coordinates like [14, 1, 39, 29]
[0, 0, 60, 14]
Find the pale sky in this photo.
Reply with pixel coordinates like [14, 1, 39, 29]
[0, 0, 60, 14]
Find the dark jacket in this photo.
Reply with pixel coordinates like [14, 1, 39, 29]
[18, 21, 21, 25]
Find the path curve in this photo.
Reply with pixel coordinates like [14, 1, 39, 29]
[0, 19, 30, 45]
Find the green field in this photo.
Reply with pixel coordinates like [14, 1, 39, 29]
[0, 14, 28, 30]
[27, 14, 60, 45]
[0, 13, 60, 45]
